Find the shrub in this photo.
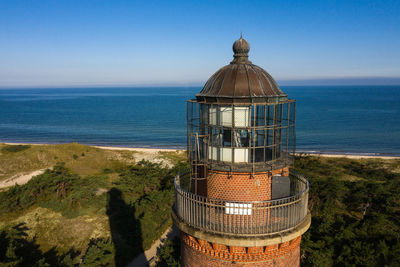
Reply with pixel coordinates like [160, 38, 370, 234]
[1, 145, 31, 153]
[81, 239, 114, 267]
[0, 158, 190, 266]
[157, 237, 180, 267]
[296, 157, 400, 266]
[0, 162, 108, 218]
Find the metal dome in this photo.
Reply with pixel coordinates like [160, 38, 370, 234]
[196, 36, 287, 103]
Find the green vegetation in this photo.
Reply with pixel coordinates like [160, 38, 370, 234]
[294, 155, 400, 266]
[0, 162, 108, 218]
[0, 223, 115, 266]
[0, 143, 136, 182]
[156, 237, 181, 267]
[157, 150, 187, 166]
[1, 143, 399, 266]
[0, 144, 189, 266]
[0, 223, 83, 266]
[1, 144, 31, 153]
[81, 239, 114, 267]
[106, 160, 187, 265]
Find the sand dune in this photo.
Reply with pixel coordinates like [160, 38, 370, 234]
[0, 169, 45, 189]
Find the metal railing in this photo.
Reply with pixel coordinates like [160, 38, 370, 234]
[173, 169, 309, 237]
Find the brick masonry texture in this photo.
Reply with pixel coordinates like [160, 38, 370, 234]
[207, 167, 288, 201]
[181, 232, 300, 267]
[180, 166, 301, 266]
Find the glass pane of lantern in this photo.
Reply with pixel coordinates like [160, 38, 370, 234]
[220, 106, 232, 127]
[233, 130, 249, 147]
[276, 104, 282, 124]
[253, 105, 265, 126]
[289, 102, 296, 125]
[281, 103, 288, 127]
[220, 147, 232, 162]
[267, 105, 274, 126]
[266, 129, 274, 146]
[288, 125, 295, 153]
[275, 128, 282, 159]
[281, 127, 288, 154]
[209, 106, 217, 125]
[211, 127, 221, 146]
[222, 129, 232, 147]
[255, 130, 265, 147]
[234, 148, 249, 163]
[234, 106, 249, 127]
[201, 104, 208, 131]
[208, 146, 218, 160]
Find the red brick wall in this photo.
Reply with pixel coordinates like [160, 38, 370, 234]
[207, 167, 288, 201]
[181, 232, 300, 267]
[180, 167, 299, 266]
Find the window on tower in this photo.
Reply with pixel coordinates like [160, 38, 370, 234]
[225, 202, 252, 215]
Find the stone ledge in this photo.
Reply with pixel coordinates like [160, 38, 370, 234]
[172, 211, 311, 247]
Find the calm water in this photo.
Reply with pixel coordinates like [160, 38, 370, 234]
[0, 86, 399, 156]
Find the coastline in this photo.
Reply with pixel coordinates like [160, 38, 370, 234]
[3, 142, 400, 160]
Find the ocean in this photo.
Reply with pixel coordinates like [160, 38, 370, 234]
[0, 86, 399, 156]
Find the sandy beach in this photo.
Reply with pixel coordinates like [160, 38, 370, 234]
[4, 142, 400, 159]
[93, 145, 179, 153]
[294, 152, 400, 160]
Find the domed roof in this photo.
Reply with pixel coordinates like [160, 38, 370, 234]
[196, 35, 287, 103]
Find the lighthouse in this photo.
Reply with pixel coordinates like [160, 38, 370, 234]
[172, 36, 311, 266]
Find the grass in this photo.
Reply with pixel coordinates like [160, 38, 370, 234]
[294, 155, 400, 183]
[0, 207, 110, 254]
[157, 150, 186, 166]
[0, 144, 189, 266]
[0, 143, 136, 182]
[1, 144, 31, 153]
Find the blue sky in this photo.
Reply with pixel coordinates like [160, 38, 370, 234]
[0, 0, 399, 87]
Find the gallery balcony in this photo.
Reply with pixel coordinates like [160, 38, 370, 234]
[172, 169, 310, 237]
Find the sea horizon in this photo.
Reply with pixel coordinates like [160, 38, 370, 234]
[1, 85, 399, 156]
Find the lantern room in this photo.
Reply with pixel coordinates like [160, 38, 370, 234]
[187, 35, 296, 173]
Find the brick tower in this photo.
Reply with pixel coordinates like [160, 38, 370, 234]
[172, 36, 311, 266]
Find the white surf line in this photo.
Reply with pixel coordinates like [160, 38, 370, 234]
[0, 169, 46, 189]
[295, 153, 400, 159]
[127, 226, 179, 267]
[93, 146, 180, 152]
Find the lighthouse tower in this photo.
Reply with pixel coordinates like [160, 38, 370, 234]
[172, 36, 311, 267]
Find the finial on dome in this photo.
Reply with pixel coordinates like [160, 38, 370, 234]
[232, 34, 251, 64]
